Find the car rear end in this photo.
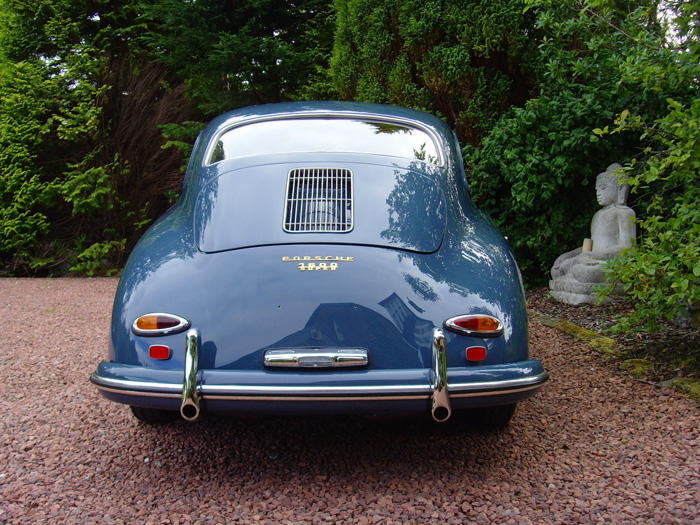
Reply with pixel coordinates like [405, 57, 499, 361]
[91, 103, 547, 425]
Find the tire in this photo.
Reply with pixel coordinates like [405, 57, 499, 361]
[472, 402, 517, 430]
[423, 403, 517, 434]
[130, 405, 180, 424]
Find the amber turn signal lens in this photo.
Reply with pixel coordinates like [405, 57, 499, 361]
[444, 315, 503, 337]
[132, 313, 190, 336]
[455, 317, 499, 332]
[136, 315, 179, 331]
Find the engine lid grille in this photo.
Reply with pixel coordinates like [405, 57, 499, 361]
[283, 168, 353, 233]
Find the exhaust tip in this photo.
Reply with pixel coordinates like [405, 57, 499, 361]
[432, 405, 451, 423]
[180, 402, 200, 422]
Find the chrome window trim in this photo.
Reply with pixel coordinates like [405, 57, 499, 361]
[203, 113, 446, 167]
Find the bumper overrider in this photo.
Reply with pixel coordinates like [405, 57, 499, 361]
[91, 328, 548, 422]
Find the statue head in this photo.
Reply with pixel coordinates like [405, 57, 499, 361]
[596, 163, 629, 206]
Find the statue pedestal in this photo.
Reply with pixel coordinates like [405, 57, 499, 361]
[549, 276, 623, 306]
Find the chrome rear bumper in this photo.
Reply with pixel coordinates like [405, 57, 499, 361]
[91, 328, 548, 421]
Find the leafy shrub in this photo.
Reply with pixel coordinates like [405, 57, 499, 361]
[0, 1, 195, 275]
[71, 239, 126, 277]
[467, 0, 671, 285]
[600, 98, 700, 331]
[466, 87, 628, 283]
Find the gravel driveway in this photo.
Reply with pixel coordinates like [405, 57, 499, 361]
[1, 278, 698, 524]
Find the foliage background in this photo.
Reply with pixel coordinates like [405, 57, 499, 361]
[0, 0, 697, 330]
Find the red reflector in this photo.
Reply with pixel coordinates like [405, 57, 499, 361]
[149, 345, 171, 360]
[466, 346, 487, 361]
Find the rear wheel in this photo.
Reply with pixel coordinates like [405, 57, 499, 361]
[425, 403, 517, 434]
[471, 403, 517, 430]
[130, 406, 180, 424]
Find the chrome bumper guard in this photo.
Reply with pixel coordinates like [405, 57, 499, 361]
[431, 328, 451, 422]
[180, 328, 201, 421]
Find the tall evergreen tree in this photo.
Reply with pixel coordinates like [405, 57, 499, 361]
[330, 0, 540, 145]
[138, 0, 336, 116]
[0, 0, 194, 273]
[0, 0, 336, 274]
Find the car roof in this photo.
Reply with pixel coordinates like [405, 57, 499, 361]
[184, 101, 460, 192]
[204, 101, 451, 137]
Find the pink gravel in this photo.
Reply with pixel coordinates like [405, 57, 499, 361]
[0, 277, 698, 524]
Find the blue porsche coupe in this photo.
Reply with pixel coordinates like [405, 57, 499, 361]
[91, 101, 547, 427]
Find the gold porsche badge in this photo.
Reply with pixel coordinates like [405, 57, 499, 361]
[282, 256, 354, 272]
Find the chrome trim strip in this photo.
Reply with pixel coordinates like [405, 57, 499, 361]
[449, 371, 549, 393]
[180, 329, 201, 421]
[431, 327, 452, 422]
[90, 374, 427, 396]
[95, 385, 182, 399]
[200, 384, 428, 395]
[90, 374, 182, 393]
[93, 384, 543, 403]
[264, 348, 369, 368]
[201, 380, 546, 402]
[450, 382, 545, 399]
[202, 395, 427, 402]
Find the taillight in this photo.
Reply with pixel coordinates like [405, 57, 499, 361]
[132, 313, 190, 336]
[444, 315, 503, 337]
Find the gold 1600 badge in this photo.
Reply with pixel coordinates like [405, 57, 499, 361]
[282, 256, 354, 272]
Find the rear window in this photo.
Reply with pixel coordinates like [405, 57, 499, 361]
[208, 118, 441, 165]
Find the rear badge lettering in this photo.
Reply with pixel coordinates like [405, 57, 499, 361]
[298, 262, 338, 271]
[283, 256, 353, 272]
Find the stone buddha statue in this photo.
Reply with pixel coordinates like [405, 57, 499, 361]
[549, 163, 636, 305]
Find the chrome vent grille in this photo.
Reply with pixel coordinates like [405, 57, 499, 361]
[283, 168, 353, 232]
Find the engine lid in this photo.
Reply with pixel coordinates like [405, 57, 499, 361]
[194, 162, 446, 254]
